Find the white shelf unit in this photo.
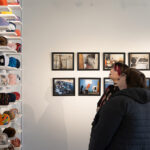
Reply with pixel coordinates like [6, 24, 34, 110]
[0, 1, 23, 149]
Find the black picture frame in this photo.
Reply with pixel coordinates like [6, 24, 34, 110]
[77, 52, 100, 71]
[103, 78, 114, 91]
[103, 53, 125, 70]
[128, 53, 150, 70]
[53, 78, 75, 96]
[78, 78, 101, 96]
[146, 78, 150, 89]
[52, 52, 74, 70]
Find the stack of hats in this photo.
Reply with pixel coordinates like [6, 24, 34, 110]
[0, 113, 10, 125]
[0, 92, 20, 105]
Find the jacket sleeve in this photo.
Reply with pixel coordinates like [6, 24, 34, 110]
[89, 96, 127, 150]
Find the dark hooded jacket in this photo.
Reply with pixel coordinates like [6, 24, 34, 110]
[89, 88, 150, 150]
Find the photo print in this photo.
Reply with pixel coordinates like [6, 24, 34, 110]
[53, 78, 75, 96]
[129, 53, 150, 70]
[52, 52, 74, 70]
[79, 78, 100, 96]
[104, 78, 114, 91]
[77, 52, 100, 70]
[103, 53, 125, 70]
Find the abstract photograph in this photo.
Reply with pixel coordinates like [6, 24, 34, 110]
[77, 53, 100, 70]
[103, 53, 125, 70]
[129, 53, 150, 70]
[52, 52, 74, 70]
[79, 78, 100, 96]
[53, 78, 75, 96]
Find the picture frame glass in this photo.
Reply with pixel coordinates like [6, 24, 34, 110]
[79, 78, 100, 96]
[78, 53, 99, 70]
[53, 78, 75, 96]
[104, 53, 125, 70]
[52, 53, 74, 70]
[129, 53, 150, 70]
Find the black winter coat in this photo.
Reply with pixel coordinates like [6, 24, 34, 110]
[89, 88, 150, 150]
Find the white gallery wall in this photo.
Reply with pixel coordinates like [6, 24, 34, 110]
[23, 0, 150, 150]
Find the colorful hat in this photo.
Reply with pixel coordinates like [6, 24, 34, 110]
[0, 17, 9, 26]
[3, 111, 15, 120]
[3, 127, 16, 138]
[0, 133, 8, 145]
[0, 114, 10, 125]
[0, 36, 8, 46]
[0, 0, 8, 5]
[12, 92, 20, 100]
[8, 57, 20, 68]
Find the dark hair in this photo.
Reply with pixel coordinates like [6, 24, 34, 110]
[123, 68, 146, 88]
[113, 62, 129, 76]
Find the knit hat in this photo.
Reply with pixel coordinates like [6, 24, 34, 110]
[0, 93, 9, 105]
[6, 22, 16, 32]
[12, 92, 20, 100]
[0, 0, 8, 5]
[3, 111, 15, 120]
[3, 127, 16, 138]
[8, 57, 20, 68]
[0, 114, 10, 125]
[0, 36, 8, 46]
[11, 137, 20, 147]
[8, 93, 16, 102]
[0, 133, 8, 145]
[0, 17, 9, 26]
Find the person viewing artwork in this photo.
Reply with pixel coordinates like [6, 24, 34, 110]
[97, 62, 129, 111]
[89, 68, 150, 150]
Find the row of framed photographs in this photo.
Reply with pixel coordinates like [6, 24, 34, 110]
[53, 78, 150, 96]
[52, 52, 150, 71]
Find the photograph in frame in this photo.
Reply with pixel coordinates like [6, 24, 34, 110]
[79, 78, 100, 96]
[103, 53, 125, 70]
[128, 53, 150, 70]
[52, 52, 74, 70]
[104, 78, 114, 91]
[146, 78, 150, 89]
[77, 52, 100, 70]
[53, 78, 75, 96]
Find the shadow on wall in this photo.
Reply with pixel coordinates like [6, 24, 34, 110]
[36, 86, 68, 150]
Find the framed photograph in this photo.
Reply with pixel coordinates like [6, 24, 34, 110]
[104, 78, 114, 91]
[78, 78, 101, 96]
[77, 52, 100, 70]
[52, 52, 74, 70]
[128, 53, 150, 70]
[146, 78, 150, 89]
[103, 53, 125, 70]
[53, 78, 75, 96]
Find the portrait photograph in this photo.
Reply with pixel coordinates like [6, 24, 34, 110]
[79, 78, 100, 96]
[104, 78, 114, 91]
[128, 53, 150, 70]
[53, 78, 75, 96]
[103, 53, 125, 70]
[77, 52, 100, 70]
[52, 52, 74, 70]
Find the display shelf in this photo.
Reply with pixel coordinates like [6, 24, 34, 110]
[0, 26, 9, 30]
[5, 36, 22, 40]
[0, 143, 10, 148]
[10, 21, 22, 25]
[0, 14, 17, 20]
[0, 32, 17, 36]
[8, 5, 22, 10]
[0, 66, 18, 71]
[0, 122, 11, 128]
[0, 6, 11, 11]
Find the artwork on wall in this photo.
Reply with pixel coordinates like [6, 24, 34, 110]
[128, 53, 150, 70]
[52, 52, 74, 70]
[53, 78, 75, 96]
[78, 78, 101, 96]
[104, 78, 114, 91]
[77, 52, 100, 70]
[103, 53, 125, 70]
[146, 78, 150, 89]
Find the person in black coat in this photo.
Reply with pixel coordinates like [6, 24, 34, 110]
[89, 68, 150, 150]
